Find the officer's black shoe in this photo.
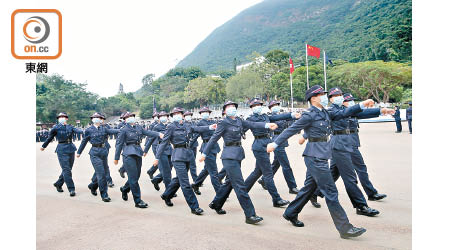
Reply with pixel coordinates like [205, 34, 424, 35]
[356, 206, 380, 217]
[135, 200, 148, 208]
[289, 187, 300, 194]
[191, 207, 204, 215]
[147, 170, 154, 180]
[368, 193, 387, 201]
[160, 195, 173, 207]
[118, 169, 125, 178]
[191, 184, 201, 195]
[257, 179, 267, 190]
[69, 191, 76, 197]
[53, 183, 64, 193]
[120, 187, 128, 201]
[209, 202, 226, 214]
[395, 131, 401, 133]
[245, 215, 263, 224]
[339, 227, 367, 239]
[88, 185, 97, 196]
[151, 180, 160, 191]
[273, 199, 290, 207]
[310, 194, 321, 208]
[283, 213, 304, 227]
[108, 182, 115, 188]
[102, 197, 111, 202]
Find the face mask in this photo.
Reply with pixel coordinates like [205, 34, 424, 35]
[173, 114, 183, 122]
[184, 115, 192, 121]
[332, 96, 344, 106]
[201, 113, 210, 119]
[271, 106, 280, 114]
[347, 101, 355, 107]
[126, 117, 135, 124]
[319, 95, 328, 107]
[252, 106, 262, 114]
[92, 118, 101, 124]
[58, 118, 66, 124]
[160, 116, 167, 123]
[226, 106, 237, 117]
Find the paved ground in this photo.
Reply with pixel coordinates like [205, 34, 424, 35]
[36, 122, 411, 250]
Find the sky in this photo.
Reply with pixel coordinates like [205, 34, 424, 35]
[23, 0, 262, 97]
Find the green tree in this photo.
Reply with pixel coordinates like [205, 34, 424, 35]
[226, 70, 264, 101]
[184, 77, 226, 107]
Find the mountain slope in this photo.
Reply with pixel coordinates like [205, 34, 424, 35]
[176, 0, 411, 72]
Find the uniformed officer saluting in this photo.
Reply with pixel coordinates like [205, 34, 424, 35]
[113, 112, 163, 208]
[40, 112, 84, 197]
[200, 101, 278, 224]
[76, 112, 119, 202]
[153, 107, 216, 215]
[267, 85, 373, 239]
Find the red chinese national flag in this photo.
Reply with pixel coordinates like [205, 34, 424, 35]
[289, 57, 294, 74]
[307, 44, 321, 59]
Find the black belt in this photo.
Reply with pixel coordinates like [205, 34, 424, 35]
[333, 129, 359, 135]
[58, 140, 72, 144]
[173, 143, 188, 148]
[309, 137, 328, 142]
[203, 139, 210, 143]
[254, 134, 270, 139]
[126, 142, 140, 145]
[273, 132, 282, 135]
[225, 141, 242, 147]
[91, 143, 105, 148]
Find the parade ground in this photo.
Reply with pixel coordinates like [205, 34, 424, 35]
[36, 122, 412, 250]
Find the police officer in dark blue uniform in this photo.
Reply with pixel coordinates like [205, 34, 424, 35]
[143, 112, 160, 179]
[257, 100, 299, 195]
[117, 113, 128, 178]
[145, 111, 174, 191]
[267, 85, 370, 239]
[113, 112, 163, 208]
[190, 107, 222, 195]
[40, 112, 84, 197]
[77, 112, 119, 202]
[406, 101, 412, 134]
[155, 107, 214, 215]
[183, 111, 199, 181]
[243, 98, 297, 207]
[200, 101, 279, 224]
[394, 105, 402, 133]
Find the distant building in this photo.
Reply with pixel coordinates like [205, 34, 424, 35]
[236, 56, 265, 72]
[118, 83, 124, 94]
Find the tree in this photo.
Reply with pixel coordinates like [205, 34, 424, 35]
[184, 77, 226, 107]
[226, 70, 264, 101]
[142, 73, 155, 86]
[265, 49, 290, 68]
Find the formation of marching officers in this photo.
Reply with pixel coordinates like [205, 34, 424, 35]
[39, 85, 396, 239]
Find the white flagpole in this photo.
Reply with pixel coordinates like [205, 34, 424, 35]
[323, 50, 327, 91]
[306, 43, 310, 108]
[290, 72, 294, 109]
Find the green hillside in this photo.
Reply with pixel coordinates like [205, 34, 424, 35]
[176, 0, 411, 72]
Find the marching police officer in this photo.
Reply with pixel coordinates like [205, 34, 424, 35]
[394, 105, 402, 133]
[40, 112, 84, 197]
[145, 111, 174, 191]
[406, 101, 412, 134]
[183, 111, 199, 181]
[258, 100, 299, 194]
[243, 98, 297, 208]
[117, 113, 128, 178]
[154, 107, 214, 215]
[143, 112, 160, 179]
[200, 101, 278, 224]
[113, 112, 163, 208]
[190, 107, 222, 195]
[267, 85, 371, 239]
[77, 112, 119, 202]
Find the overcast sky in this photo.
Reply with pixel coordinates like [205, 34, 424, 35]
[32, 0, 262, 97]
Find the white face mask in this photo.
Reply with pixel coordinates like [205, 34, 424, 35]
[92, 118, 101, 124]
[173, 114, 183, 122]
[184, 115, 192, 122]
[126, 117, 135, 124]
[347, 101, 355, 107]
[58, 118, 67, 124]
[332, 96, 345, 106]
[201, 113, 210, 119]
[160, 116, 168, 123]
[252, 106, 262, 114]
[271, 106, 281, 113]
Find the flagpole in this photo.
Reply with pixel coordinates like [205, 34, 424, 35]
[323, 50, 327, 91]
[306, 43, 310, 108]
[290, 72, 293, 109]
